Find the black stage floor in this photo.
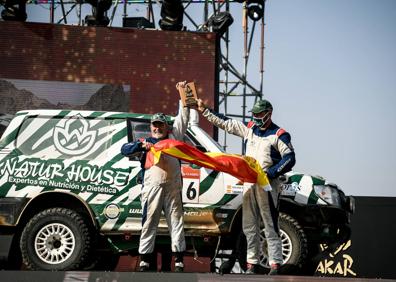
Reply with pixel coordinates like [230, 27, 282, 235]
[0, 271, 395, 282]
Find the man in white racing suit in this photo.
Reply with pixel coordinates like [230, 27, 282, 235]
[196, 98, 296, 275]
[121, 82, 190, 272]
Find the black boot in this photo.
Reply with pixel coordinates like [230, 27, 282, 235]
[174, 252, 184, 272]
[245, 263, 258, 274]
[139, 253, 151, 272]
[268, 263, 281, 275]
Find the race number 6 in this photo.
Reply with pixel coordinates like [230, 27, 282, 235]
[181, 166, 200, 203]
[183, 180, 199, 203]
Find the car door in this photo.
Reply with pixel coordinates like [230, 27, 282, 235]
[180, 132, 242, 235]
[113, 118, 151, 233]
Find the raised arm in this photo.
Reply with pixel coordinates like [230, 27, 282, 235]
[196, 98, 248, 138]
[171, 81, 190, 140]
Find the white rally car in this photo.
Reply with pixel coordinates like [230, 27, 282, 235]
[0, 109, 354, 273]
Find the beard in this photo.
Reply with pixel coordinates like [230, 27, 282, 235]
[151, 129, 168, 139]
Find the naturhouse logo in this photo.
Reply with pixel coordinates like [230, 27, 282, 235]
[53, 114, 97, 156]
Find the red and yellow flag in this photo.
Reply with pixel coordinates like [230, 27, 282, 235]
[147, 139, 271, 190]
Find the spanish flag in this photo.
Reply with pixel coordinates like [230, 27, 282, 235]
[148, 139, 271, 190]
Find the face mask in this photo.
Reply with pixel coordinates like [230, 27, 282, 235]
[252, 112, 271, 128]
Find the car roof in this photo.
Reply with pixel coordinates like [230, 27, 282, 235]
[15, 109, 175, 122]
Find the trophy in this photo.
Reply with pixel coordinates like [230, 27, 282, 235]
[178, 82, 198, 107]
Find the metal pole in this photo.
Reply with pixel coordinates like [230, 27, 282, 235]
[204, 0, 208, 23]
[259, 0, 266, 100]
[59, 0, 67, 24]
[242, 0, 248, 153]
[57, 3, 77, 24]
[223, 0, 231, 151]
[147, 0, 155, 26]
[123, 0, 128, 19]
[50, 0, 55, 23]
[110, 2, 119, 26]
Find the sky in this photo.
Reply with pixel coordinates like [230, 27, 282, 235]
[261, 1, 396, 198]
[2, 0, 395, 197]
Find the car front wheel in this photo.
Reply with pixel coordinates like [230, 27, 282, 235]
[20, 208, 92, 270]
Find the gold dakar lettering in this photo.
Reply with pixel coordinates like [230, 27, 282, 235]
[316, 240, 356, 277]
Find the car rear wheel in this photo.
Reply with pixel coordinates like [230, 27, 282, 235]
[259, 213, 308, 273]
[229, 213, 308, 274]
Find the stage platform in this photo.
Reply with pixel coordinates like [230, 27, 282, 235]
[0, 271, 395, 282]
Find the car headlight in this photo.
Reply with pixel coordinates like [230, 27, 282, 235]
[313, 185, 341, 207]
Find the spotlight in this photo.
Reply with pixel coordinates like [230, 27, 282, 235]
[84, 0, 112, 27]
[1, 0, 27, 21]
[123, 17, 155, 29]
[206, 11, 234, 36]
[159, 0, 184, 31]
[247, 0, 264, 21]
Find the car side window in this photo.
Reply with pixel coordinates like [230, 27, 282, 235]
[125, 119, 151, 162]
[133, 123, 151, 141]
[127, 119, 151, 142]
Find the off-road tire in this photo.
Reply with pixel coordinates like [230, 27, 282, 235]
[20, 208, 92, 270]
[278, 213, 308, 273]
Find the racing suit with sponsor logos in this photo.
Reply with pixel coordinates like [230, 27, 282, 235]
[121, 105, 189, 257]
[202, 108, 296, 266]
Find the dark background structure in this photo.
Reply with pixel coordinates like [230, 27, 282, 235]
[0, 21, 219, 134]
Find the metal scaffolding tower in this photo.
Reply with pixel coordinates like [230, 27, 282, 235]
[2, 0, 267, 153]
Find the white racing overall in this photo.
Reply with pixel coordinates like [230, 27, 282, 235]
[202, 108, 295, 266]
[138, 105, 190, 255]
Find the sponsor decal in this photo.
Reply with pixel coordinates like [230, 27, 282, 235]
[184, 210, 211, 217]
[225, 184, 244, 194]
[281, 182, 301, 196]
[181, 166, 200, 203]
[0, 158, 129, 195]
[104, 204, 121, 219]
[129, 208, 142, 214]
[53, 114, 98, 156]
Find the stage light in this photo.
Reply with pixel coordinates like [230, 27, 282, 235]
[1, 0, 27, 21]
[159, 0, 184, 31]
[84, 0, 112, 27]
[247, 0, 264, 21]
[123, 17, 155, 29]
[206, 11, 234, 36]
